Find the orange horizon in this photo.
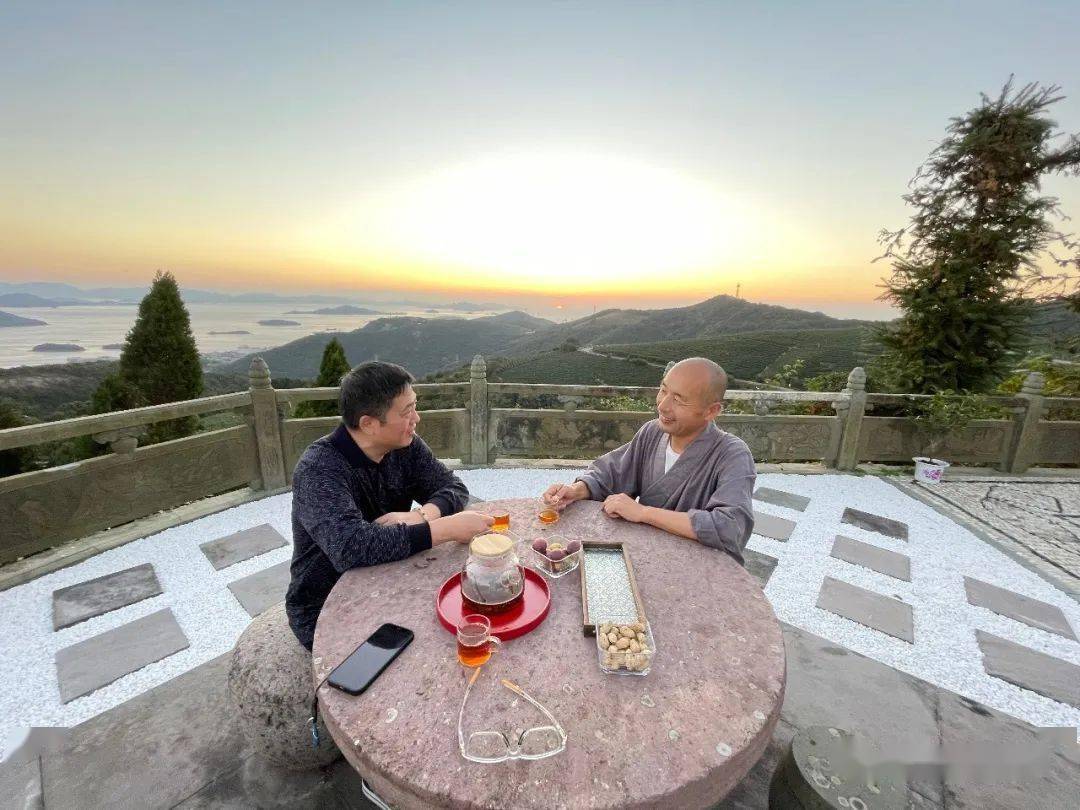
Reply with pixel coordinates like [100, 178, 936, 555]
[1, 261, 893, 310]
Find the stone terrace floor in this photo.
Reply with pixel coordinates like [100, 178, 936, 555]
[2, 469, 1079, 808]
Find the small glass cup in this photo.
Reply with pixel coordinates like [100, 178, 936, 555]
[456, 614, 501, 668]
[535, 498, 560, 528]
[489, 508, 510, 533]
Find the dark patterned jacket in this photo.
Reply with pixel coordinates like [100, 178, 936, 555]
[286, 423, 468, 649]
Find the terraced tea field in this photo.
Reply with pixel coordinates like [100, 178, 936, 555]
[600, 327, 879, 381]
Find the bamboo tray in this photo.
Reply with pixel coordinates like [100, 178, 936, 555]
[579, 541, 648, 636]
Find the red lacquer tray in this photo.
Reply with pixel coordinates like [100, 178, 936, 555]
[436, 568, 551, 641]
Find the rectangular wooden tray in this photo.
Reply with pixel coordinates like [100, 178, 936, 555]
[579, 540, 647, 636]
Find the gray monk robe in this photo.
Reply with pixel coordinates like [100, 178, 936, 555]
[576, 420, 756, 563]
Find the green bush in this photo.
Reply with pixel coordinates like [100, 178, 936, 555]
[0, 399, 33, 476]
[914, 391, 999, 455]
[594, 395, 653, 412]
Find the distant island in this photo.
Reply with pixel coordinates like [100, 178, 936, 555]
[209, 330, 252, 335]
[102, 343, 124, 350]
[0, 310, 47, 327]
[33, 343, 84, 352]
[284, 305, 383, 316]
[257, 319, 301, 326]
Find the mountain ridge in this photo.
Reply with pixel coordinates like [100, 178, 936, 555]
[224, 310, 556, 378]
[222, 295, 872, 378]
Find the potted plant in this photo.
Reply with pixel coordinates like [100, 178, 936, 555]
[911, 391, 985, 483]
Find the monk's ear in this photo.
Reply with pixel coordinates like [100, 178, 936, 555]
[707, 401, 723, 420]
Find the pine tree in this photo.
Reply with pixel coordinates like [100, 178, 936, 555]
[876, 80, 1080, 393]
[93, 271, 204, 441]
[295, 338, 351, 418]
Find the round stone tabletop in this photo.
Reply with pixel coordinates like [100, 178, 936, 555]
[313, 498, 786, 809]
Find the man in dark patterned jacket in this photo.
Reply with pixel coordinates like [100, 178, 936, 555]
[286, 361, 493, 650]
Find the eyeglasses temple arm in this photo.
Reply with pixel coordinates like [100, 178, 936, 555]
[500, 679, 566, 738]
[458, 666, 485, 755]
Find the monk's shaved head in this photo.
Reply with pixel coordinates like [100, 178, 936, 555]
[669, 357, 728, 404]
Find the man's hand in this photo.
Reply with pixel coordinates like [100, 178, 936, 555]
[542, 480, 589, 511]
[602, 493, 646, 523]
[374, 511, 424, 527]
[430, 511, 495, 545]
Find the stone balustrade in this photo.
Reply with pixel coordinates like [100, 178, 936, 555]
[0, 357, 1076, 565]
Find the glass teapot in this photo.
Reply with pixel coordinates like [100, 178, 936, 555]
[460, 533, 525, 616]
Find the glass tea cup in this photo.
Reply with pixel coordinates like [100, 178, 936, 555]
[456, 614, 501, 668]
[535, 497, 560, 528]
[488, 508, 511, 533]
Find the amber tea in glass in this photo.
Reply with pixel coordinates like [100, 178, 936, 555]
[536, 498, 559, 526]
[537, 507, 559, 525]
[456, 614, 500, 667]
[490, 509, 510, 533]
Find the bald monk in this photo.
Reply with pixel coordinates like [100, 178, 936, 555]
[542, 357, 755, 563]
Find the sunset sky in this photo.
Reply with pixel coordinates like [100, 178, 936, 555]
[2, 1, 1079, 319]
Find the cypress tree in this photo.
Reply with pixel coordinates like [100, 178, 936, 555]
[876, 80, 1080, 393]
[93, 270, 204, 440]
[295, 338, 351, 418]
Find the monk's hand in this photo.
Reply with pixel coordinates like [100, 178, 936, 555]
[374, 511, 423, 526]
[602, 493, 646, 523]
[542, 481, 586, 511]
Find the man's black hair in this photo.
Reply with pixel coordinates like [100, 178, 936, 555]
[339, 361, 415, 428]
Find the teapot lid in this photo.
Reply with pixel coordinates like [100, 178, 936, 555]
[470, 533, 514, 558]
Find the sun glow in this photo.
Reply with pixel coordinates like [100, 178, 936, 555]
[304, 151, 768, 293]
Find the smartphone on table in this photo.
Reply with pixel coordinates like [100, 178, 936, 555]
[327, 623, 414, 695]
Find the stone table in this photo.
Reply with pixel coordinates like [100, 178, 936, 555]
[312, 498, 786, 809]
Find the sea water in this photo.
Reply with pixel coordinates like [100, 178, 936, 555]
[0, 303, 492, 368]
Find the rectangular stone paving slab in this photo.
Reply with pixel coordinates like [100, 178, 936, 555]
[52, 563, 162, 630]
[743, 549, 779, 588]
[976, 630, 1080, 709]
[816, 576, 914, 643]
[841, 507, 909, 541]
[227, 561, 291, 617]
[752, 510, 796, 541]
[753, 487, 810, 512]
[55, 608, 189, 703]
[199, 524, 287, 570]
[964, 577, 1076, 640]
[830, 535, 912, 582]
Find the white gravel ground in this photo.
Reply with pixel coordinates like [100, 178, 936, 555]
[1, 470, 1078, 747]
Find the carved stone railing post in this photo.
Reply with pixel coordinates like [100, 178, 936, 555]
[469, 355, 490, 465]
[1002, 371, 1046, 473]
[833, 367, 867, 471]
[249, 357, 287, 490]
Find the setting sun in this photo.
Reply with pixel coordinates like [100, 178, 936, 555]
[305, 151, 767, 293]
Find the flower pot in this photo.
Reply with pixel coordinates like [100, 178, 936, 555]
[913, 456, 949, 484]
